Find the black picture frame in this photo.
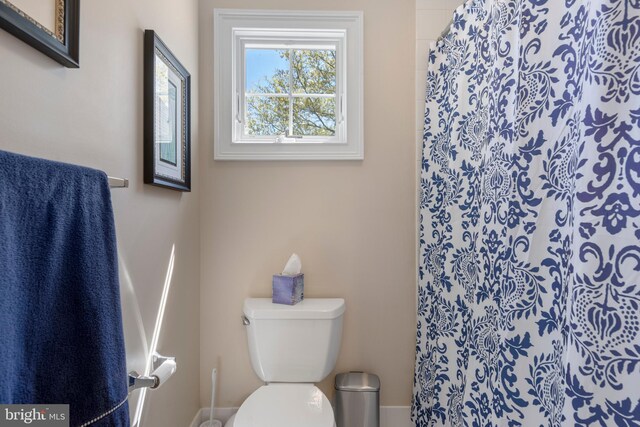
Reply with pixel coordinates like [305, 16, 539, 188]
[0, 0, 79, 68]
[144, 30, 191, 192]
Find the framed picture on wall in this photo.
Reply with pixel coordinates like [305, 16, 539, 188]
[0, 0, 80, 67]
[144, 29, 191, 192]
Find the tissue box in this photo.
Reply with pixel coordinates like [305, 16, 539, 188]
[272, 273, 304, 305]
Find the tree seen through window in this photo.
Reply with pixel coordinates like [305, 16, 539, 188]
[245, 48, 337, 138]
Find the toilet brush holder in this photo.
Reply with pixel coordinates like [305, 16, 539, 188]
[199, 368, 222, 427]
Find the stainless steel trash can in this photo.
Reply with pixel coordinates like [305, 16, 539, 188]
[335, 372, 380, 427]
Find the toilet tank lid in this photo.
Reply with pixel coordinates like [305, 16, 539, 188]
[244, 298, 345, 320]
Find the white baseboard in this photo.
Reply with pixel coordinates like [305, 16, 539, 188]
[190, 406, 411, 427]
[380, 406, 412, 427]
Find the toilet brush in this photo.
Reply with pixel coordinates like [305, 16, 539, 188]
[199, 368, 222, 427]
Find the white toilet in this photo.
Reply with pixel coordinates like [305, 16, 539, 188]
[225, 298, 345, 427]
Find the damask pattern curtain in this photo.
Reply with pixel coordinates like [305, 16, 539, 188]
[413, 0, 640, 425]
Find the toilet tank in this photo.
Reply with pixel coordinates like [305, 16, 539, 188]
[243, 298, 345, 383]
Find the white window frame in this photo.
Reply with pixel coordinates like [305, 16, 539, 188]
[214, 9, 364, 160]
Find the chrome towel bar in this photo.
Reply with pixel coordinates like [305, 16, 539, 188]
[108, 176, 129, 188]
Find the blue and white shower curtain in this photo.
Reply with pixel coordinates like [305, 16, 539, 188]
[413, 0, 640, 426]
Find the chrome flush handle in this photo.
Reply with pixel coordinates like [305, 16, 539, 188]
[241, 315, 250, 326]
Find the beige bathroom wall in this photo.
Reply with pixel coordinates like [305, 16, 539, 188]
[199, 0, 418, 408]
[0, 1, 201, 426]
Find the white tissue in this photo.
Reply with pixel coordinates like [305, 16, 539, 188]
[151, 359, 177, 389]
[281, 253, 302, 276]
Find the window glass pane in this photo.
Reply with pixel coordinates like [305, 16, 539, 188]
[245, 49, 289, 94]
[245, 96, 289, 136]
[293, 97, 336, 136]
[292, 49, 336, 95]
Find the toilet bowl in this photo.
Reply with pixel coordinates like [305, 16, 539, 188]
[227, 298, 345, 427]
[224, 384, 335, 427]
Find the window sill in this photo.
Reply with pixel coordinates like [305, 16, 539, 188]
[214, 139, 364, 161]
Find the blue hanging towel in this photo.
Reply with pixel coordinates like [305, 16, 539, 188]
[0, 150, 130, 426]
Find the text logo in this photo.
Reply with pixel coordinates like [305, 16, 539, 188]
[0, 405, 68, 426]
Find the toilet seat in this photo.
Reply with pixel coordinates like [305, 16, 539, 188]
[232, 384, 334, 427]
